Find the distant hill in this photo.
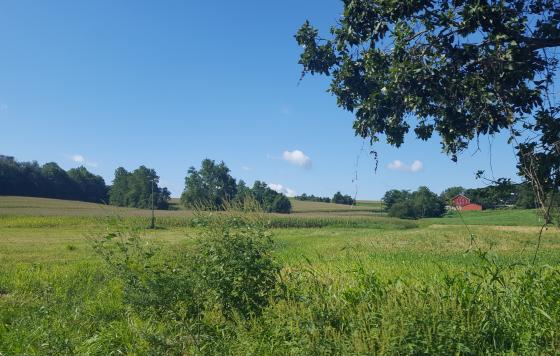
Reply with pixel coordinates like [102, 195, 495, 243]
[0, 196, 191, 217]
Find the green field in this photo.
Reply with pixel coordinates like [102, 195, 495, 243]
[1, 197, 560, 354]
[0, 196, 382, 216]
[423, 208, 548, 227]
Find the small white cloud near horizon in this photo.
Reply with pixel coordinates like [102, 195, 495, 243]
[387, 159, 423, 173]
[241, 165, 251, 171]
[70, 154, 98, 168]
[71, 154, 85, 163]
[282, 150, 311, 168]
[268, 183, 296, 197]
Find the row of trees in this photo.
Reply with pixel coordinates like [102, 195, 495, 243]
[109, 166, 171, 210]
[440, 183, 538, 210]
[384, 181, 544, 219]
[295, 194, 331, 203]
[239, 180, 292, 214]
[0, 155, 170, 209]
[383, 187, 445, 219]
[0, 155, 108, 202]
[294, 192, 356, 205]
[332, 192, 355, 205]
[181, 159, 292, 213]
[0, 155, 292, 213]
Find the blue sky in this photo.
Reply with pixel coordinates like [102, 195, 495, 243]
[0, 0, 520, 199]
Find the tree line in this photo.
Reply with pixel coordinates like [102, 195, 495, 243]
[108, 166, 171, 210]
[295, 194, 331, 203]
[440, 182, 538, 210]
[4, 153, 542, 217]
[383, 187, 445, 219]
[0, 155, 108, 203]
[180, 159, 291, 213]
[383, 181, 545, 219]
[295, 191, 355, 205]
[0, 155, 171, 209]
[0, 155, 292, 213]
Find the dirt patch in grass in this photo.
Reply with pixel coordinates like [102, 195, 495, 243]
[429, 224, 558, 234]
[491, 225, 558, 233]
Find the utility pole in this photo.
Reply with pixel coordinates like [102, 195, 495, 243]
[150, 178, 155, 229]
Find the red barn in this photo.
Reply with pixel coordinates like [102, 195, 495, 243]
[451, 194, 482, 211]
[462, 203, 483, 211]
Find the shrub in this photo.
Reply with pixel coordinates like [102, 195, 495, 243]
[332, 191, 355, 205]
[271, 195, 292, 214]
[382, 189, 411, 210]
[90, 232, 201, 321]
[388, 201, 417, 219]
[194, 212, 281, 318]
[90, 210, 282, 323]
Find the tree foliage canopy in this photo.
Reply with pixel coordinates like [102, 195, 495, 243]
[332, 191, 356, 205]
[440, 186, 466, 204]
[181, 159, 238, 209]
[0, 155, 107, 202]
[296, 0, 560, 213]
[67, 166, 108, 203]
[463, 180, 537, 208]
[109, 166, 170, 210]
[383, 186, 444, 218]
[181, 160, 292, 213]
[251, 181, 292, 214]
[295, 193, 331, 203]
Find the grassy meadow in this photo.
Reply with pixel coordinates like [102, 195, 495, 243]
[1, 196, 560, 354]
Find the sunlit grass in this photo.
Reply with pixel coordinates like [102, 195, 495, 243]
[2, 198, 560, 353]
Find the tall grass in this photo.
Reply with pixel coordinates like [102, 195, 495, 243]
[236, 258, 560, 354]
[2, 249, 559, 353]
[1, 209, 560, 354]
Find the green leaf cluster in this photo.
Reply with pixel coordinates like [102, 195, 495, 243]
[181, 159, 292, 213]
[0, 155, 107, 203]
[383, 186, 445, 218]
[297, 0, 560, 206]
[109, 166, 170, 210]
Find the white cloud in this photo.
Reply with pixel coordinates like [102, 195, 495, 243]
[242, 165, 251, 171]
[410, 160, 423, 172]
[282, 150, 311, 168]
[268, 183, 296, 197]
[71, 154, 85, 163]
[388, 159, 423, 173]
[70, 154, 98, 168]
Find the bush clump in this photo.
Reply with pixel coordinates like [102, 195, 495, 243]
[388, 201, 418, 219]
[195, 213, 280, 318]
[90, 210, 282, 330]
[383, 186, 445, 218]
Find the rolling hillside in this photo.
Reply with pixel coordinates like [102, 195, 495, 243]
[0, 196, 383, 217]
